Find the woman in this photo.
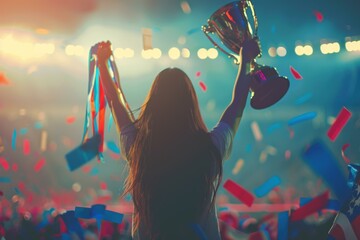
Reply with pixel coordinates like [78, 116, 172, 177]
[95, 39, 260, 239]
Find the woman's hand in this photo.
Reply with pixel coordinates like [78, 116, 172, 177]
[241, 37, 261, 63]
[91, 41, 113, 63]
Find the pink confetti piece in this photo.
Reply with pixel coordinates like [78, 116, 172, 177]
[285, 150, 291, 160]
[196, 71, 201, 77]
[290, 191, 329, 221]
[199, 81, 207, 92]
[82, 165, 92, 173]
[100, 182, 107, 190]
[34, 158, 46, 172]
[66, 116, 76, 124]
[314, 11, 324, 22]
[341, 143, 351, 164]
[0, 158, 9, 171]
[289, 66, 303, 80]
[12, 163, 18, 172]
[23, 139, 31, 155]
[223, 179, 255, 207]
[327, 107, 352, 141]
[288, 127, 294, 139]
[251, 121, 263, 141]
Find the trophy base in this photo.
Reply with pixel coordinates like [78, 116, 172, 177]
[250, 76, 289, 109]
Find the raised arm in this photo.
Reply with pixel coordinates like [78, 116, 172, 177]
[219, 38, 260, 134]
[95, 41, 133, 133]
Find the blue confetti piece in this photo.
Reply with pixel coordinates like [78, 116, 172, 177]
[65, 134, 101, 171]
[300, 198, 340, 211]
[107, 141, 120, 154]
[90, 167, 99, 176]
[11, 129, 17, 151]
[19, 128, 28, 135]
[14, 187, 21, 195]
[217, 207, 229, 212]
[61, 211, 85, 240]
[277, 211, 288, 240]
[267, 123, 283, 134]
[254, 176, 282, 198]
[190, 224, 208, 240]
[301, 140, 351, 205]
[295, 93, 313, 105]
[288, 112, 317, 126]
[34, 121, 43, 129]
[0, 177, 11, 183]
[187, 27, 201, 35]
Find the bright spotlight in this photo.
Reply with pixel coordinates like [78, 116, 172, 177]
[303, 45, 313, 56]
[197, 48, 207, 59]
[181, 48, 190, 58]
[124, 48, 134, 58]
[114, 48, 124, 58]
[65, 45, 75, 56]
[141, 49, 152, 59]
[168, 47, 181, 60]
[207, 48, 218, 59]
[276, 46, 287, 57]
[295, 45, 304, 56]
[74, 45, 85, 56]
[152, 48, 162, 59]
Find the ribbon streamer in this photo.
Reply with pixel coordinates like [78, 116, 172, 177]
[327, 107, 352, 141]
[290, 191, 329, 221]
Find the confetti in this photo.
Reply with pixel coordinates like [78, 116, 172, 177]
[23, 139, 31, 155]
[285, 150, 291, 160]
[288, 127, 294, 139]
[82, 165, 92, 173]
[302, 140, 350, 205]
[11, 129, 17, 151]
[34, 158, 46, 172]
[199, 81, 207, 92]
[66, 116, 76, 124]
[0, 137, 4, 153]
[19, 128, 28, 135]
[142, 28, 153, 50]
[251, 121, 262, 141]
[267, 123, 282, 134]
[223, 179, 255, 207]
[190, 224, 208, 240]
[0, 177, 11, 183]
[12, 163, 18, 172]
[40, 130, 47, 152]
[288, 112, 317, 126]
[100, 182, 107, 190]
[34, 121, 43, 129]
[180, 1, 191, 14]
[195, 71, 201, 77]
[327, 107, 352, 141]
[341, 143, 351, 164]
[60, 210, 85, 240]
[290, 191, 329, 221]
[75, 204, 123, 234]
[65, 134, 101, 171]
[289, 66, 302, 80]
[106, 141, 120, 154]
[0, 158, 9, 171]
[300, 198, 340, 211]
[0, 72, 10, 85]
[314, 10, 324, 22]
[277, 211, 289, 240]
[295, 93, 313, 105]
[232, 159, 244, 175]
[186, 27, 200, 35]
[254, 176, 282, 198]
[259, 151, 267, 163]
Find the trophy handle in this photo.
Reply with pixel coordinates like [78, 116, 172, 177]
[245, 0, 258, 37]
[202, 25, 240, 64]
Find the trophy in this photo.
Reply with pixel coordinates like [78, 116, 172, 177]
[202, 0, 289, 109]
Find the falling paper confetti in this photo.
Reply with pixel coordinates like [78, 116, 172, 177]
[12, 163, 18, 172]
[66, 116, 76, 124]
[0, 137, 3, 153]
[254, 176, 282, 198]
[142, 28, 153, 50]
[23, 139, 31, 155]
[106, 141, 120, 154]
[0, 72, 10, 85]
[199, 81, 207, 92]
[34, 158, 46, 172]
[277, 211, 289, 240]
[341, 143, 351, 164]
[223, 179, 255, 207]
[288, 112, 317, 126]
[0, 177, 11, 183]
[289, 66, 303, 80]
[196, 71, 201, 77]
[314, 10, 324, 22]
[300, 198, 340, 211]
[181, 1, 191, 14]
[295, 93, 313, 105]
[232, 159, 244, 175]
[251, 121, 262, 141]
[290, 191, 329, 221]
[11, 129, 17, 151]
[327, 107, 352, 141]
[0, 158, 9, 171]
[285, 150, 291, 160]
[40, 131, 47, 152]
[186, 27, 201, 35]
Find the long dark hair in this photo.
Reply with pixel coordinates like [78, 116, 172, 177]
[124, 68, 223, 239]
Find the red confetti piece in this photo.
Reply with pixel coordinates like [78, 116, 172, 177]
[0, 157, 9, 171]
[314, 11, 324, 22]
[327, 107, 352, 141]
[0, 72, 10, 85]
[100, 182, 107, 190]
[195, 71, 201, 77]
[66, 116, 76, 124]
[199, 81, 207, 92]
[34, 158, 46, 172]
[285, 150, 291, 160]
[289, 66, 303, 80]
[288, 127, 294, 139]
[12, 163, 18, 172]
[341, 143, 351, 164]
[290, 191, 329, 221]
[82, 165, 92, 173]
[23, 139, 31, 155]
[223, 179, 255, 207]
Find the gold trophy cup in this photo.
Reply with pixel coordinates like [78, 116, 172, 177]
[202, 0, 289, 109]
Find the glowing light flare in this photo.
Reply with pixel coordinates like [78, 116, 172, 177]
[168, 47, 180, 60]
[152, 48, 162, 59]
[141, 49, 152, 59]
[303, 45, 313, 55]
[207, 48, 218, 59]
[345, 40, 360, 52]
[294, 45, 304, 56]
[320, 42, 340, 54]
[268, 47, 276, 57]
[181, 48, 190, 58]
[72, 183, 82, 192]
[276, 46, 287, 57]
[197, 48, 207, 59]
